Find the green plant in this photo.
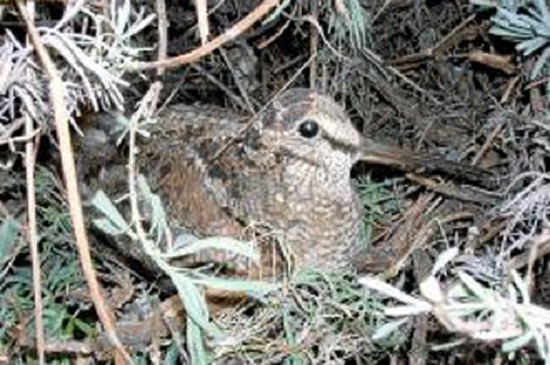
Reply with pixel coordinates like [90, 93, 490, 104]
[354, 174, 402, 248]
[91, 171, 278, 365]
[0, 168, 87, 364]
[472, 0, 550, 79]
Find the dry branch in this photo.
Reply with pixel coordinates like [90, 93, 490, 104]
[125, 0, 281, 71]
[14, 1, 131, 363]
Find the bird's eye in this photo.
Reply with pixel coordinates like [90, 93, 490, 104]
[298, 119, 319, 139]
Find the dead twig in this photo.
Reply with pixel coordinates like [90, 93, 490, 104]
[23, 2, 44, 363]
[150, 0, 168, 111]
[451, 52, 517, 75]
[126, 0, 281, 71]
[389, 14, 477, 67]
[309, 0, 318, 90]
[405, 174, 496, 204]
[191, 64, 250, 111]
[256, 17, 292, 49]
[15, 1, 131, 363]
[472, 122, 503, 166]
[219, 48, 256, 113]
[195, 0, 209, 45]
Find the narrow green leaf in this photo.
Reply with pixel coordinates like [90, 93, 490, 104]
[187, 320, 208, 365]
[163, 236, 259, 262]
[502, 331, 534, 352]
[90, 190, 131, 233]
[0, 218, 20, 259]
[532, 47, 550, 78]
[193, 277, 280, 294]
[517, 37, 548, 55]
[373, 318, 408, 340]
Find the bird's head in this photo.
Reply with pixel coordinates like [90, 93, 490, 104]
[258, 89, 362, 183]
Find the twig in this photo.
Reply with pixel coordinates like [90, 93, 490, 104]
[23, 2, 44, 363]
[195, 0, 209, 45]
[405, 173, 495, 204]
[525, 76, 550, 90]
[256, 17, 291, 49]
[191, 64, 249, 111]
[15, 1, 131, 363]
[210, 53, 317, 161]
[389, 14, 477, 68]
[0, 117, 25, 145]
[309, 0, 318, 89]
[286, 13, 349, 61]
[126, 0, 281, 71]
[219, 48, 256, 113]
[150, 0, 168, 111]
[508, 233, 550, 271]
[372, 0, 394, 24]
[430, 14, 476, 56]
[472, 122, 503, 166]
[0, 127, 42, 147]
[361, 48, 441, 105]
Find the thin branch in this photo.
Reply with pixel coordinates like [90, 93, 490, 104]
[155, 0, 168, 77]
[23, 2, 44, 363]
[15, 1, 131, 363]
[195, 0, 209, 45]
[125, 0, 281, 71]
[150, 0, 168, 111]
[309, 0, 318, 90]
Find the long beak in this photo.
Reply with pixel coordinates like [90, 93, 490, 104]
[358, 137, 433, 170]
[357, 137, 496, 188]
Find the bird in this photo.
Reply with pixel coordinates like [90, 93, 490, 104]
[76, 88, 494, 280]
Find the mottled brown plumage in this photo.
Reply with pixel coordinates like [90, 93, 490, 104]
[140, 89, 365, 274]
[77, 88, 494, 278]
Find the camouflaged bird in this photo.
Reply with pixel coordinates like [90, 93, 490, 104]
[77, 88, 494, 278]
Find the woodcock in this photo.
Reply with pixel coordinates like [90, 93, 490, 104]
[77, 88, 494, 279]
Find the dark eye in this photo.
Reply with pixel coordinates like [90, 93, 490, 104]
[298, 119, 319, 139]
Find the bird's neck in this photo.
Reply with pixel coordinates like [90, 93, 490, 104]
[283, 159, 355, 202]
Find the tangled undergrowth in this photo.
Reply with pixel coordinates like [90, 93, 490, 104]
[1, 0, 549, 364]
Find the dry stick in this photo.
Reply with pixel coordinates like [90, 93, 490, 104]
[472, 122, 503, 166]
[156, 0, 167, 73]
[219, 48, 256, 113]
[256, 17, 291, 49]
[191, 64, 249, 110]
[195, 0, 209, 45]
[361, 48, 441, 105]
[150, 0, 168, 111]
[309, 0, 318, 90]
[0, 118, 25, 144]
[210, 53, 317, 162]
[372, 0, 394, 24]
[23, 2, 44, 363]
[126, 0, 281, 71]
[430, 14, 476, 56]
[15, 2, 131, 364]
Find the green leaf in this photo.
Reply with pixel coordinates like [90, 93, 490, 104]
[193, 277, 280, 294]
[535, 0, 550, 27]
[372, 318, 409, 340]
[0, 218, 20, 262]
[165, 268, 219, 335]
[457, 271, 487, 298]
[90, 190, 134, 237]
[92, 218, 131, 237]
[517, 36, 548, 55]
[502, 331, 534, 352]
[137, 174, 169, 242]
[263, 0, 291, 24]
[163, 236, 260, 262]
[187, 320, 208, 365]
[532, 47, 550, 78]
